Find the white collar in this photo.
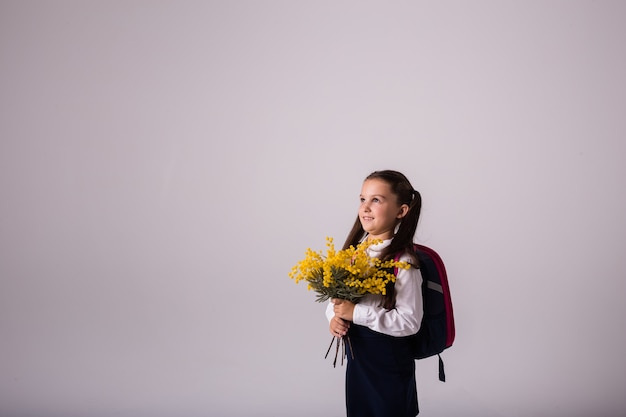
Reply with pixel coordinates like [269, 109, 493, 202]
[363, 235, 392, 254]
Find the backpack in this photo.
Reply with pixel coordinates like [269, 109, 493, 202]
[395, 244, 455, 382]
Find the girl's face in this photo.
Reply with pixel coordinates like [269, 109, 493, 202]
[359, 178, 408, 241]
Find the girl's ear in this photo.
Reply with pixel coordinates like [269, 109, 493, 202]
[396, 204, 409, 219]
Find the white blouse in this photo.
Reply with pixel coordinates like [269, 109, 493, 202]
[325, 238, 423, 337]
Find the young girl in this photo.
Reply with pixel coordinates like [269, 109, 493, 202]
[326, 170, 423, 417]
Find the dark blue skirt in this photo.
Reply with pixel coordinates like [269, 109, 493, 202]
[345, 324, 418, 417]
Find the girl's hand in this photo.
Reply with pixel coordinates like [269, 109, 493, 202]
[329, 315, 350, 337]
[332, 298, 355, 322]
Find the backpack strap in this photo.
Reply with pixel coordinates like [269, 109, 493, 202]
[438, 354, 446, 382]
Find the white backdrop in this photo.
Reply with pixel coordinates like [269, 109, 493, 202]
[1, 1, 625, 416]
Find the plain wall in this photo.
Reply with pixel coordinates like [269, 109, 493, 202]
[1, 1, 625, 416]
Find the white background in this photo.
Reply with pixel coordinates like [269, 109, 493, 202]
[1, 1, 625, 416]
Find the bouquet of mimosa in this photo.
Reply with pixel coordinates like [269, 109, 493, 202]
[289, 237, 410, 366]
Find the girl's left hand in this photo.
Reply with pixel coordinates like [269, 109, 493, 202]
[332, 298, 355, 322]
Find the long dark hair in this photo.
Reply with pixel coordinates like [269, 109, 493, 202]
[342, 170, 422, 308]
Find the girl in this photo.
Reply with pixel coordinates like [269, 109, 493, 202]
[326, 170, 423, 417]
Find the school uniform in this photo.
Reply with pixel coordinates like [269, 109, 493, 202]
[326, 239, 424, 417]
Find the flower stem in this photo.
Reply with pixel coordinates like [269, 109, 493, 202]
[324, 336, 336, 360]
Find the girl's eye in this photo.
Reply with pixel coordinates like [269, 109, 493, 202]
[360, 197, 381, 203]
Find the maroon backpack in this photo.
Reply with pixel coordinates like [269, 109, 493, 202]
[395, 244, 455, 381]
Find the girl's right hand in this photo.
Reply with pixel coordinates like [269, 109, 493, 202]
[329, 315, 350, 337]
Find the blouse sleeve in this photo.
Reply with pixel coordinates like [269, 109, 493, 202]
[351, 256, 424, 337]
[325, 299, 334, 323]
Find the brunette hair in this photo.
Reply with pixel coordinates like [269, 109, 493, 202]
[342, 170, 422, 308]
